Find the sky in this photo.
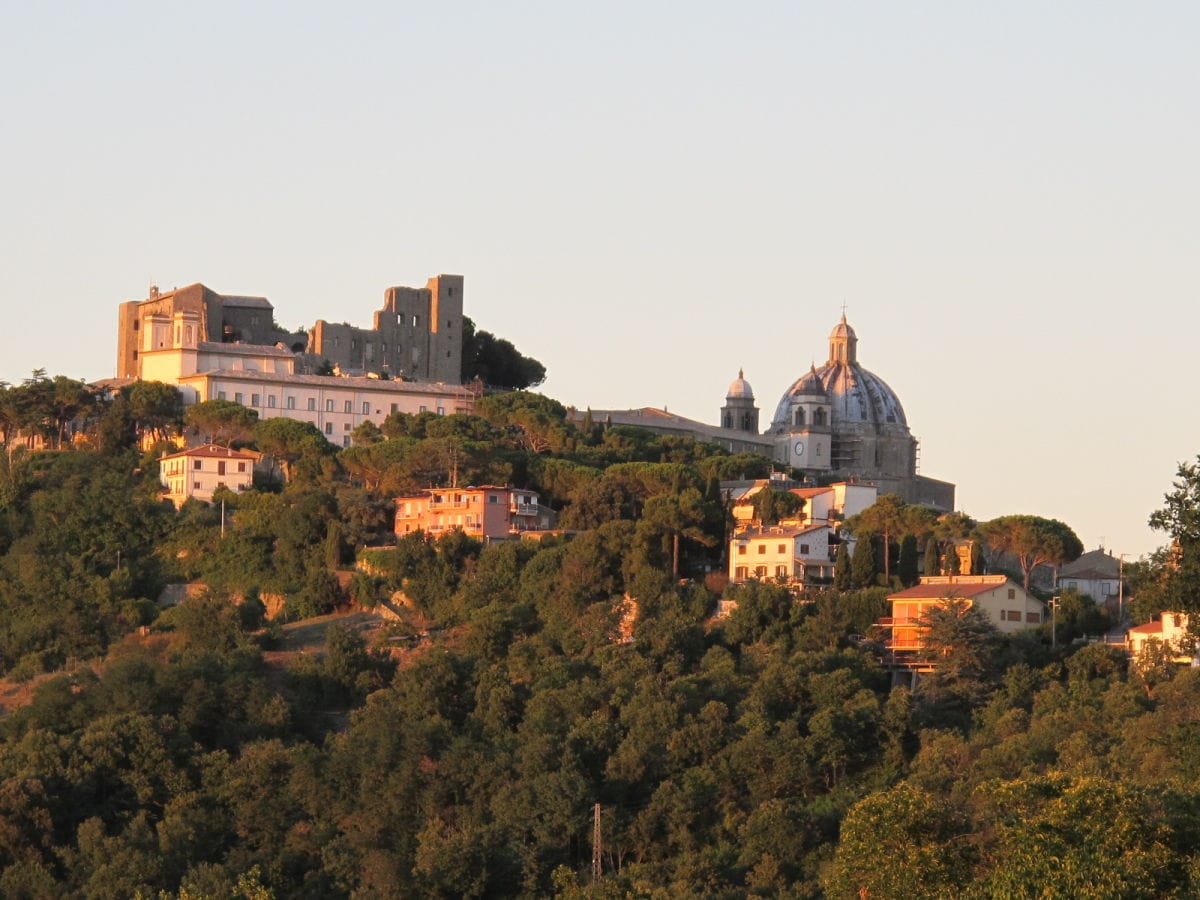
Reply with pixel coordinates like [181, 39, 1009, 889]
[2, 2, 1197, 559]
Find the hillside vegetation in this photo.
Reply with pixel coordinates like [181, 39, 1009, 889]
[0, 381, 1195, 897]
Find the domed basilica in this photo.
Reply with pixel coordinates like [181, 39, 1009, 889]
[720, 314, 953, 509]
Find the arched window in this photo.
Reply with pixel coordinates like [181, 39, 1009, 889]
[813, 408, 827, 427]
[794, 408, 806, 427]
[723, 412, 732, 428]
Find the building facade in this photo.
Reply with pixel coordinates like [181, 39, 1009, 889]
[729, 523, 835, 584]
[394, 486, 553, 542]
[117, 275, 464, 382]
[135, 313, 473, 446]
[159, 444, 258, 507]
[1058, 548, 1122, 610]
[877, 574, 1044, 670]
[1127, 613, 1195, 665]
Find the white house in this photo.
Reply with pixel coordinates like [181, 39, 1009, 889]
[160, 444, 258, 507]
[790, 482, 879, 526]
[1058, 548, 1122, 610]
[729, 523, 835, 584]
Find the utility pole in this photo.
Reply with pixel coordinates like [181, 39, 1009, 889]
[591, 803, 602, 884]
[1050, 595, 1061, 650]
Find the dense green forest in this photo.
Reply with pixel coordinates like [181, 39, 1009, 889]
[0, 374, 1198, 897]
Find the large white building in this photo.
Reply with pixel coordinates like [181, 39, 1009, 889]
[134, 307, 474, 445]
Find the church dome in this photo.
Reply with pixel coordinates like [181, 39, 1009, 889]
[726, 369, 754, 400]
[829, 316, 857, 342]
[792, 364, 826, 397]
[769, 314, 908, 431]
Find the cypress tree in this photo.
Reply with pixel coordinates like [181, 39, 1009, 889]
[944, 541, 962, 575]
[898, 534, 919, 587]
[834, 541, 852, 590]
[925, 537, 940, 577]
[968, 540, 985, 576]
[851, 532, 878, 588]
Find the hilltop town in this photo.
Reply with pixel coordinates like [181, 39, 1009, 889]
[0, 278, 1197, 896]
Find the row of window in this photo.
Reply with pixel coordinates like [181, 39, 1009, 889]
[213, 391, 446, 418]
[1001, 610, 1041, 623]
[165, 459, 248, 474]
[733, 566, 790, 580]
[737, 542, 812, 555]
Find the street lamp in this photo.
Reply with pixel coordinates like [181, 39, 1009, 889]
[1049, 595, 1061, 650]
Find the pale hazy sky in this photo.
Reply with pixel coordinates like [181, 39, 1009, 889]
[2, 3, 1197, 559]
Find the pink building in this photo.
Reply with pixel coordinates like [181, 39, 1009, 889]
[394, 486, 548, 542]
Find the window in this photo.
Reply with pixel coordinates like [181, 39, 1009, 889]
[419, 405, 427, 413]
[217, 391, 226, 400]
[193, 481, 200, 490]
[251, 394, 260, 407]
[237, 462, 246, 472]
[778, 544, 786, 554]
[776, 565, 788, 579]
[757, 545, 766, 555]
[754, 566, 767, 578]
[193, 460, 202, 470]
[412, 315, 419, 327]
[344, 400, 352, 413]
[326, 399, 334, 412]
[800, 543, 810, 554]
[362, 401, 370, 414]
[489, 495, 498, 503]
[390, 403, 398, 413]
[794, 409, 805, 427]
[343, 436, 350, 447]
[1026, 612, 1041, 623]
[307, 398, 316, 411]
[344, 423, 351, 431]
[267, 395, 276, 408]
[234, 392, 243, 404]
[735, 566, 748, 580]
[217, 461, 226, 476]
[324, 423, 333, 435]
[1007, 588, 1016, 599]
[437, 406, 445, 415]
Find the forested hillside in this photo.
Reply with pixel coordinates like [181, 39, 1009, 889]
[0, 380, 1197, 897]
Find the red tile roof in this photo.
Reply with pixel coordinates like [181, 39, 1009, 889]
[1128, 622, 1163, 635]
[887, 581, 1007, 600]
[161, 444, 259, 461]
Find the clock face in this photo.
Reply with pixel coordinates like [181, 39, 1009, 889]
[794, 441, 805, 455]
